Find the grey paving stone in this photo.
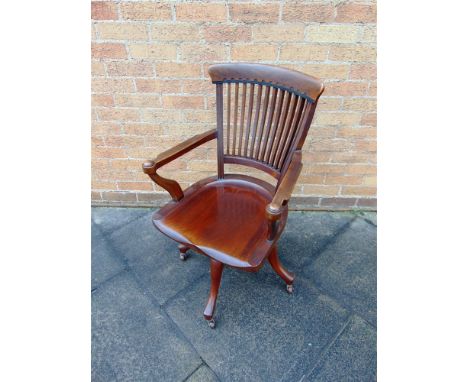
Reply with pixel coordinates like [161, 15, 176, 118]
[92, 221, 108, 250]
[278, 212, 355, 271]
[304, 218, 376, 326]
[360, 212, 377, 226]
[305, 315, 376, 381]
[107, 213, 210, 305]
[166, 268, 350, 382]
[92, 273, 202, 382]
[92, 207, 150, 235]
[92, 223, 126, 290]
[186, 365, 219, 382]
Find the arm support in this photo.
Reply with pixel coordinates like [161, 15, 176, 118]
[266, 151, 303, 239]
[142, 129, 217, 201]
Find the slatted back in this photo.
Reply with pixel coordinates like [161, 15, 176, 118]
[208, 63, 324, 184]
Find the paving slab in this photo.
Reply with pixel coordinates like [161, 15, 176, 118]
[304, 218, 377, 326]
[92, 207, 150, 235]
[186, 365, 219, 382]
[278, 211, 355, 271]
[91, 222, 126, 290]
[360, 211, 377, 226]
[166, 268, 350, 382]
[106, 213, 210, 305]
[304, 315, 377, 381]
[92, 272, 201, 382]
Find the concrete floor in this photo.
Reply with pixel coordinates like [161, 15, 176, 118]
[92, 207, 376, 381]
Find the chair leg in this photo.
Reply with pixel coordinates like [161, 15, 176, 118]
[268, 246, 295, 293]
[178, 244, 189, 261]
[203, 259, 224, 328]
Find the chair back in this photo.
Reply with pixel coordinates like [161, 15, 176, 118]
[208, 63, 324, 184]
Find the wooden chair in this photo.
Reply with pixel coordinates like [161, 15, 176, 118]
[143, 63, 324, 328]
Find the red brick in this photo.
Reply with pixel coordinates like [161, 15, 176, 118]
[326, 175, 363, 185]
[92, 180, 117, 190]
[117, 182, 153, 191]
[350, 64, 377, 80]
[106, 62, 154, 77]
[114, 94, 161, 107]
[120, 2, 172, 21]
[91, 2, 118, 20]
[96, 108, 140, 122]
[361, 113, 377, 127]
[162, 95, 204, 109]
[282, 4, 334, 23]
[92, 60, 106, 76]
[122, 124, 164, 136]
[92, 94, 114, 107]
[179, 44, 228, 62]
[229, 4, 279, 23]
[91, 43, 126, 59]
[336, 4, 377, 23]
[325, 82, 368, 97]
[152, 24, 201, 42]
[92, 146, 127, 159]
[176, 4, 227, 22]
[202, 26, 251, 42]
[341, 186, 375, 197]
[92, 122, 121, 135]
[135, 79, 183, 93]
[92, 78, 134, 93]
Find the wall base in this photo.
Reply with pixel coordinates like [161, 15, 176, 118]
[92, 192, 377, 211]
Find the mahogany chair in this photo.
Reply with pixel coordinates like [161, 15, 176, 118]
[143, 63, 324, 328]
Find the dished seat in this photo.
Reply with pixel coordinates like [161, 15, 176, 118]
[152, 175, 288, 269]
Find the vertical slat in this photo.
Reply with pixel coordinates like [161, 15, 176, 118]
[280, 102, 313, 175]
[268, 90, 290, 165]
[232, 83, 239, 154]
[216, 83, 224, 178]
[278, 97, 306, 169]
[243, 83, 255, 157]
[296, 101, 318, 150]
[259, 87, 278, 161]
[249, 84, 263, 158]
[264, 89, 284, 163]
[226, 83, 231, 155]
[274, 93, 298, 167]
[254, 86, 270, 160]
[238, 83, 247, 155]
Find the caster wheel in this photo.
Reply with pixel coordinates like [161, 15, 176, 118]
[286, 284, 294, 294]
[179, 252, 188, 261]
[208, 319, 216, 329]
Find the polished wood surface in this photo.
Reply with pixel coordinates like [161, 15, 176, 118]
[143, 63, 324, 327]
[153, 176, 287, 269]
[204, 260, 224, 323]
[142, 128, 217, 201]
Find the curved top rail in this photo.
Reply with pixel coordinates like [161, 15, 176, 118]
[208, 63, 324, 102]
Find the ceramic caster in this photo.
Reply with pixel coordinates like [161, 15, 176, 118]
[286, 284, 294, 294]
[208, 319, 216, 329]
[179, 252, 188, 261]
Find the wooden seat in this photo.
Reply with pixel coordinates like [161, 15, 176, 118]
[143, 63, 324, 328]
[153, 175, 288, 269]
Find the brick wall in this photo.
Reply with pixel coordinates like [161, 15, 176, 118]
[91, 0, 376, 210]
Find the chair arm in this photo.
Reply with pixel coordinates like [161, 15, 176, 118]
[266, 151, 303, 239]
[142, 129, 217, 201]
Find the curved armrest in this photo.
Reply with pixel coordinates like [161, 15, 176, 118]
[266, 151, 303, 239]
[142, 129, 217, 201]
